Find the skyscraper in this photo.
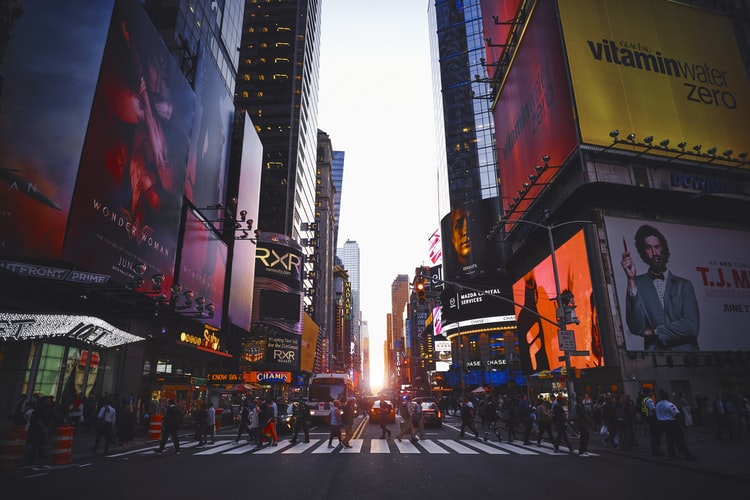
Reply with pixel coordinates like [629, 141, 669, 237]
[235, 0, 322, 239]
[337, 240, 361, 377]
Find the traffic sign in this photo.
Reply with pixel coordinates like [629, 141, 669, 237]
[557, 330, 576, 351]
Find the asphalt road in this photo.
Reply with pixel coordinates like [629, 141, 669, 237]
[3, 412, 748, 500]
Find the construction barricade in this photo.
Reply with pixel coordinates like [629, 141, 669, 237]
[51, 424, 74, 465]
[0, 425, 26, 472]
[215, 408, 224, 430]
[148, 413, 163, 441]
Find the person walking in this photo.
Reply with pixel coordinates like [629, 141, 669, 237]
[194, 402, 209, 446]
[92, 398, 116, 454]
[518, 394, 533, 445]
[459, 397, 480, 440]
[259, 398, 277, 447]
[328, 400, 343, 448]
[205, 402, 216, 444]
[235, 402, 253, 443]
[552, 395, 574, 454]
[656, 390, 696, 460]
[574, 395, 593, 457]
[483, 397, 501, 442]
[643, 388, 663, 456]
[341, 397, 355, 448]
[155, 399, 183, 454]
[397, 397, 418, 442]
[290, 398, 310, 444]
[412, 400, 425, 440]
[117, 403, 137, 451]
[535, 396, 554, 446]
[378, 396, 392, 439]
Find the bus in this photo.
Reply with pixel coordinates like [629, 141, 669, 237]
[306, 373, 354, 423]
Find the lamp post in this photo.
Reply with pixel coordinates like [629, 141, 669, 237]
[502, 213, 592, 410]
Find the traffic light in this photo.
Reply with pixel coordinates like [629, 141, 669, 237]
[415, 280, 426, 304]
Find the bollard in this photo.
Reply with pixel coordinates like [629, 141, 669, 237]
[214, 408, 223, 430]
[51, 424, 74, 465]
[148, 413, 163, 441]
[0, 425, 26, 472]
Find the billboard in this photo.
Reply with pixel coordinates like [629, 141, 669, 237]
[605, 217, 750, 352]
[440, 198, 503, 282]
[184, 45, 233, 212]
[440, 275, 516, 337]
[559, 0, 750, 160]
[493, 0, 578, 217]
[479, 0, 522, 81]
[512, 230, 603, 374]
[178, 209, 227, 329]
[62, 0, 194, 289]
[0, 0, 114, 259]
[227, 113, 263, 331]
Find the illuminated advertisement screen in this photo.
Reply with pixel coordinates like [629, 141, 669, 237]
[605, 217, 750, 351]
[179, 210, 227, 329]
[62, 0, 194, 289]
[440, 277, 516, 337]
[184, 45, 233, 212]
[559, 0, 750, 161]
[228, 114, 262, 331]
[493, 0, 578, 217]
[512, 230, 603, 374]
[0, 1, 114, 259]
[440, 198, 503, 282]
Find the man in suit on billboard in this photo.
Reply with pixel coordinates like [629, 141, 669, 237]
[621, 224, 700, 351]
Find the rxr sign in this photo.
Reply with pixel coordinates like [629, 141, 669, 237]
[273, 349, 295, 362]
[256, 247, 302, 275]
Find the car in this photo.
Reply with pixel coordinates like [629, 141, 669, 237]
[368, 399, 396, 424]
[420, 401, 443, 427]
[276, 402, 294, 434]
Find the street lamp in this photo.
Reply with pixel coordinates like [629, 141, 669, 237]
[502, 212, 592, 410]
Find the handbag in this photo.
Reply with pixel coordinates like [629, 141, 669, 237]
[599, 424, 608, 436]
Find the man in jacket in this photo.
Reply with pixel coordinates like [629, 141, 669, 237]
[155, 399, 183, 454]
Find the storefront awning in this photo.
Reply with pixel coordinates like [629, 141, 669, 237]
[0, 312, 143, 348]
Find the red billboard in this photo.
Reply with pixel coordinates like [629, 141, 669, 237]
[0, 1, 114, 259]
[479, 0, 522, 81]
[492, 0, 578, 217]
[512, 230, 603, 374]
[62, 0, 194, 289]
[178, 209, 227, 328]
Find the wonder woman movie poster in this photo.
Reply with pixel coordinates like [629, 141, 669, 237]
[0, 0, 114, 259]
[63, 0, 194, 290]
[178, 209, 227, 329]
[512, 230, 603, 374]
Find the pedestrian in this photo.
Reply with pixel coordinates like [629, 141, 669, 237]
[68, 393, 84, 436]
[642, 388, 663, 456]
[574, 395, 593, 457]
[205, 402, 216, 444]
[194, 402, 209, 446]
[483, 397, 501, 442]
[679, 393, 693, 427]
[656, 390, 696, 460]
[328, 400, 343, 448]
[601, 393, 618, 448]
[93, 398, 116, 454]
[535, 396, 554, 446]
[518, 394, 533, 445]
[290, 398, 310, 444]
[505, 396, 518, 442]
[24, 402, 46, 464]
[117, 403, 137, 451]
[249, 399, 260, 445]
[378, 396, 392, 439]
[259, 398, 277, 447]
[235, 402, 252, 443]
[155, 399, 183, 454]
[397, 397, 418, 442]
[341, 397, 355, 448]
[412, 399, 425, 440]
[552, 395, 574, 454]
[459, 397, 480, 440]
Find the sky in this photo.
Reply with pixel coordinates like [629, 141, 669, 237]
[317, 1, 440, 391]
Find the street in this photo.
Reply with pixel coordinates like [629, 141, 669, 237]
[3, 411, 748, 500]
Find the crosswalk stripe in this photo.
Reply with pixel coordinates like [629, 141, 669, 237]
[312, 442, 339, 454]
[340, 439, 363, 453]
[438, 439, 479, 454]
[369, 439, 390, 453]
[282, 439, 321, 454]
[194, 440, 238, 455]
[224, 443, 259, 455]
[462, 440, 509, 454]
[489, 442, 542, 455]
[394, 439, 421, 453]
[417, 439, 450, 454]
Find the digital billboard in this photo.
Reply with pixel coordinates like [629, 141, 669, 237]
[493, 0, 578, 217]
[440, 275, 516, 337]
[0, 0, 114, 259]
[512, 230, 603, 374]
[178, 209, 227, 329]
[440, 197, 503, 283]
[559, 0, 750, 161]
[184, 45, 233, 212]
[62, 0, 194, 289]
[227, 113, 262, 331]
[605, 217, 750, 352]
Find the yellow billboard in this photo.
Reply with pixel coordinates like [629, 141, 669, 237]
[559, 0, 750, 162]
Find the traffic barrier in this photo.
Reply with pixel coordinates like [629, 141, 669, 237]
[148, 413, 163, 441]
[0, 425, 26, 472]
[215, 408, 223, 430]
[51, 424, 74, 465]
